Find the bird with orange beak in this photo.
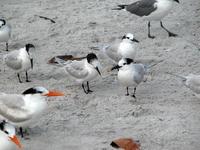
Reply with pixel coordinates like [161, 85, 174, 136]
[0, 86, 64, 137]
[0, 120, 22, 150]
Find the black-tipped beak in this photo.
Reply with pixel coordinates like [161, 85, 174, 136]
[95, 67, 101, 76]
[111, 65, 121, 71]
[132, 38, 139, 43]
[30, 58, 33, 69]
[174, 0, 179, 3]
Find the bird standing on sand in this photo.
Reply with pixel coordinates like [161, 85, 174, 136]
[112, 58, 146, 99]
[49, 53, 102, 94]
[0, 120, 22, 150]
[113, 0, 179, 38]
[0, 87, 64, 137]
[4, 43, 35, 83]
[0, 19, 11, 51]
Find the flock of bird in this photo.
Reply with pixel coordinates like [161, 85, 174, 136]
[0, 0, 199, 149]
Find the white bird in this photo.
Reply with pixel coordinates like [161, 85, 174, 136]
[111, 58, 147, 98]
[0, 120, 22, 150]
[0, 86, 64, 137]
[92, 33, 139, 63]
[0, 19, 11, 51]
[167, 73, 200, 97]
[49, 53, 102, 94]
[4, 43, 35, 83]
[113, 0, 179, 38]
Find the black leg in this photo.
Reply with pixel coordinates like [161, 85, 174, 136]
[82, 83, 88, 94]
[125, 87, 129, 96]
[19, 127, 24, 138]
[17, 73, 22, 83]
[6, 42, 8, 51]
[131, 87, 137, 98]
[87, 81, 93, 93]
[25, 71, 31, 82]
[148, 21, 155, 39]
[160, 21, 177, 37]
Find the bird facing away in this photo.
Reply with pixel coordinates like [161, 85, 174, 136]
[0, 19, 11, 51]
[4, 43, 35, 83]
[0, 87, 64, 138]
[167, 73, 200, 98]
[0, 120, 22, 150]
[92, 33, 139, 63]
[49, 53, 102, 94]
[113, 0, 179, 38]
[111, 58, 146, 98]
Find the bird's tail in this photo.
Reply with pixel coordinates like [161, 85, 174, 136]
[112, 5, 128, 10]
[166, 72, 187, 81]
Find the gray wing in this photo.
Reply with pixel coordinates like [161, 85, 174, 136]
[0, 94, 31, 122]
[126, 0, 157, 16]
[64, 59, 88, 79]
[133, 64, 145, 84]
[103, 39, 121, 62]
[4, 50, 22, 70]
[186, 74, 200, 94]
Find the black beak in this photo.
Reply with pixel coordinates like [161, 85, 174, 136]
[111, 65, 121, 71]
[132, 38, 139, 43]
[95, 67, 101, 76]
[30, 58, 33, 69]
[174, 0, 179, 3]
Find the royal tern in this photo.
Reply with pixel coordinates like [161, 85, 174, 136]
[0, 86, 64, 137]
[113, 0, 179, 38]
[0, 120, 22, 150]
[4, 43, 35, 83]
[0, 19, 11, 51]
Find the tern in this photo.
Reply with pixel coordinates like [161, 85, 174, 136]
[111, 58, 147, 98]
[113, 0, 179, 38]
[0, 19, 11, 51]
[49, 53, 102, 94]
[0, 86, 64, 137]
[4, 43, 35, 83]
[0, 120, 22, 150]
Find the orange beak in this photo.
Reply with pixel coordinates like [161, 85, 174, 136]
[9, 135, 22, 149]
[45, 90, 64, 97]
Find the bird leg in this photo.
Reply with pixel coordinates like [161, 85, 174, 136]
[19, 127, 24, 138]
[25, 71, 31, 82]
[6, 42, 8, 51]
[148, 21, 155, 39]
[17, 73, 22, 83]
[87, 81, 93, 93]
[82, 83, 88, 94]
[125, 87, 129, 96]
[160, 21, 177, 37]
[131, 87, 137, 98]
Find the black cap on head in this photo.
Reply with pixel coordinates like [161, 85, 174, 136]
[0, 19, 6, 26]
[86, 53, 98, 63]
[125, 58, 134, 64]
[25, 43, 35, 52]
[22, 87, 42, 95]
[0, 120, 6, 131]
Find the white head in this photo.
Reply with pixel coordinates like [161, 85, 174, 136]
[111, 58, 134, 70]
[0, 121, 22, 148]
[22, 86, 64, 97]
[122, 33, 139, 43]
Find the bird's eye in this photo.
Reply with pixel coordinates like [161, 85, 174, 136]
[123, 63, 126, 65]
[4, 131, 8, 134]
[127, 37, 129, 39]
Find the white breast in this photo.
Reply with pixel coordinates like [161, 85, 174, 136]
[19, 49, 32, 72]
[145, 0, 173, 21]
[0, 25, 11, 42]
[0, 131, 16, 150]
[83, 63, 98, 83]
[118, 40, 136, 60]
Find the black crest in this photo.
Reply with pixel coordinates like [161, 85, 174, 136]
[0, 120, 6, 131]
[86, 53, 98, 63]
[22, 87, 42, 95]
[25, 43, 35, 53]
[0, 19, 6, 26]
[125, 58, 133, 64]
